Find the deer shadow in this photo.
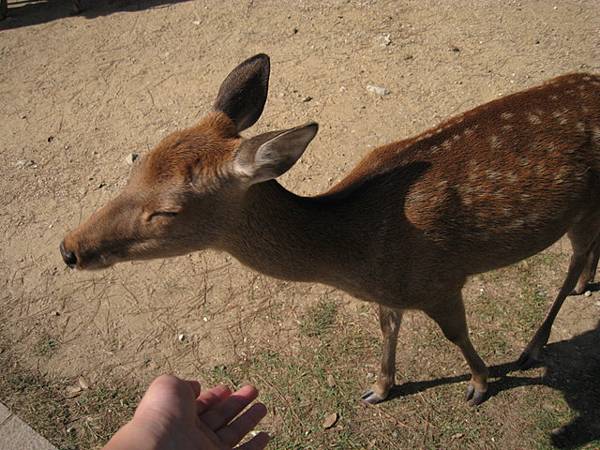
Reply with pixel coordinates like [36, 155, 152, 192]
[0, 0, 191, 30]
[387, 320, 600, 448]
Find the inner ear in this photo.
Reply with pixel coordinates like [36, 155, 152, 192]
[213, 54, 270, 133]
[234, 122, 319, 184]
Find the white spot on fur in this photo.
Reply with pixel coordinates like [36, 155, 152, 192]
[582, 76, 591, 81]
[486, 170, 502, 181]
[430, 145, 440, 154]
[489, 135, 501, 149]
[550, 95, 558, 100]
[501, 112, 514, 120]
[502, 125, 513, 132]
[528, 113, 542, 125]
[464, 127, 475, 137]
[442, 140, 452, 150]
[576, 122, 585, 132]
[452, 134, 460, 142]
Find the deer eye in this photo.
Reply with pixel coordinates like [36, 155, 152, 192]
[147, 211, 179, 221]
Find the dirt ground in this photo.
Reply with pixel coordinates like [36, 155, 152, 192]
[1, 0, 600, 449]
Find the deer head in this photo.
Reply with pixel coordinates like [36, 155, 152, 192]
[60, 54, 318, 269]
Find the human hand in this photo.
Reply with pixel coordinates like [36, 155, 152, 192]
[104, 375, 269, 450]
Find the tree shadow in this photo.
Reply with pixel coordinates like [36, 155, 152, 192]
[386, 321, 600, 448]
[0, 0, 191, 31]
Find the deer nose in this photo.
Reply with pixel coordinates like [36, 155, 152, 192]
[60, 241, 77, 268]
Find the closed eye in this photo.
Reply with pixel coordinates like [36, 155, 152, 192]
[147, 211, 179, 221]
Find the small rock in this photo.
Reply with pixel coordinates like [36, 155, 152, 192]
[178, 333, 186, 342]
[403, 54, 414, 60]
[292, 27, 299, 34]
[125, 153, 139, 165]
[15, 159, 36, 168]
[97, 182, 106, 189]
[379, 33, 391, 47]
[47, 136, 54, 143]
[366, 84, 389, 96]
[451, 46, 460, 52]
[584, 290, 592, 297]
[192, 20, 200, 25]
[65, 385, 82, 398]
[322, 412, 338, 429]
[78, 377, 90, 390]
[302, 96, 312, 102]
[327, 374, 336, 387]
[452, 432, 465, 440]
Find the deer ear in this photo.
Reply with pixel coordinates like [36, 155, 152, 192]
[234, 123, 318, 184]
[213, 54, 270, 133]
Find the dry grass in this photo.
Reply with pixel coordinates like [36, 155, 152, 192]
[1, 250, 599, 449]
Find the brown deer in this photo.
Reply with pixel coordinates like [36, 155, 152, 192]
[60, 54, 600, 406]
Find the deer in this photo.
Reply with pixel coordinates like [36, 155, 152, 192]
[60, 54, 600, 406]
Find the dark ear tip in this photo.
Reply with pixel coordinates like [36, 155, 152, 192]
[305, 122, 319, 134]
[246, 53, 270, 71]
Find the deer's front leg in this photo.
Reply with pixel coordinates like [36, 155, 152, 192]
[362, 305, 402, 404]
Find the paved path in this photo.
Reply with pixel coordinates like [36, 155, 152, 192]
[0, 403, 57, 450]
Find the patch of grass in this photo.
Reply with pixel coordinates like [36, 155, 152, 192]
[34, 335, 60, 357]
[300, 298, 338, 337]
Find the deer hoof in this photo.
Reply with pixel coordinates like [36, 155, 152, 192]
[361, 389, 386, 404]
[465, 384, 487, 406]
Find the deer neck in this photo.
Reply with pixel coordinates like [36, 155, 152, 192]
[222, 180, 357, 284]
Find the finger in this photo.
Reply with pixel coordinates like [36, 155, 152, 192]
[217, 402, 268, 446]
[237, 432, 270, 450]
[196, 385, 231, 414]
[184, 380, 201, 398]
[200, 385, 259, 430]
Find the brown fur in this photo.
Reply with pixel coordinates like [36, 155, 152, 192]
[62, 58, 600, 406]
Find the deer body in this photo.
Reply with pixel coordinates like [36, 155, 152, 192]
[61, 55, 600, 406]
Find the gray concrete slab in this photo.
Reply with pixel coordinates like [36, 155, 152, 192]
[0, 403, 10, 425]
[0, 405, 57, 450]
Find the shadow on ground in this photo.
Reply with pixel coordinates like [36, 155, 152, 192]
[0, 0, 191, 30]
[386, 320, 600, 449]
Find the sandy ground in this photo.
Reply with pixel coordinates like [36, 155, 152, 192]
[1, 0, 599, 448]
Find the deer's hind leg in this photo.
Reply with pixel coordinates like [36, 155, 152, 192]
[573, 236, 600, 294]
[518, 217, 600, 369]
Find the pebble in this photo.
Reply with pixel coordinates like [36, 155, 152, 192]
[78, 377, 90, 390]
[65, 385, 83, 398]
[327, 374, 336, 387]
[178, 333, 186, 342]
[366, 84, 389, 96]
[15, 159, 36, 168]
[322, 412, 338, 429]
[302, 96, 312, 102]
[379, 33, 391, 47]
[584, 290, 592, 297]
[125, 153, 139, 165]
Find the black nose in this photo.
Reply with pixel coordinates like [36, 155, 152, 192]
[60, 241, 77, 268]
